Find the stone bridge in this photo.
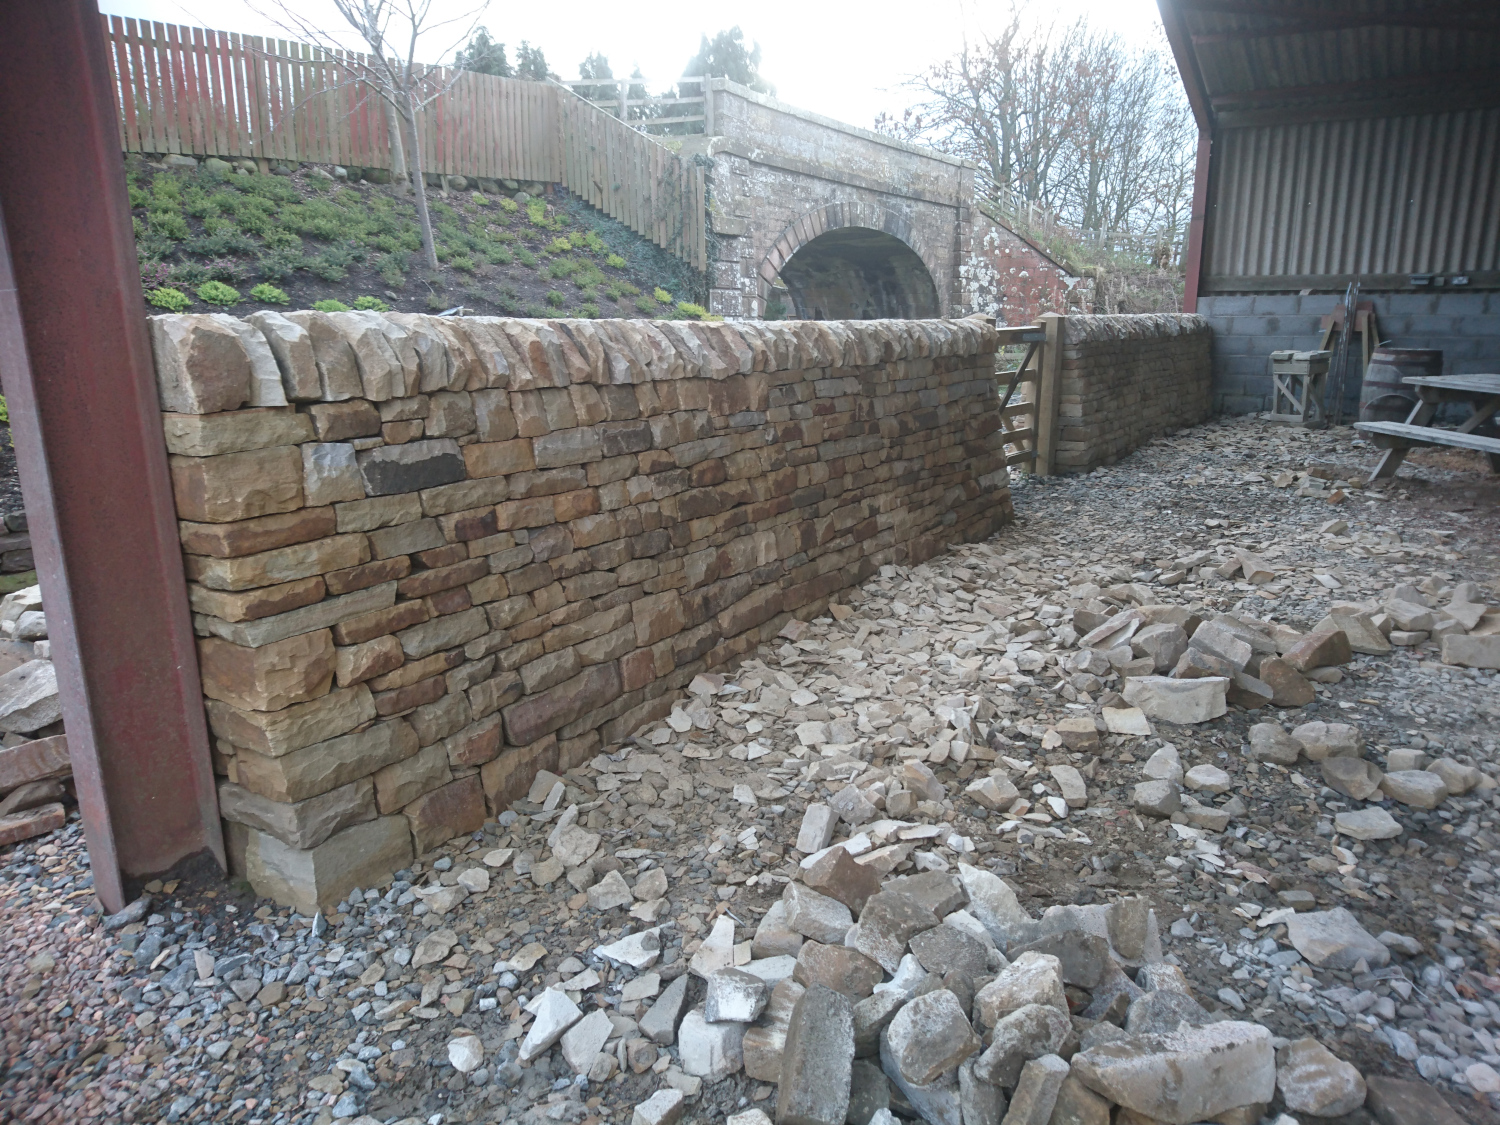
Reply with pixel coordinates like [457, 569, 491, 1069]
[679, 80, 1077, 324]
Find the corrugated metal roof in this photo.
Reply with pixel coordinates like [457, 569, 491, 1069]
[1161, 0, 1500, 129]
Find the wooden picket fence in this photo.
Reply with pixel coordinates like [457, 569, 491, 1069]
[101, 15, 707, 270]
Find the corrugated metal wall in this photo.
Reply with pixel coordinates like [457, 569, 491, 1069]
[1204, 107, 1500, 285]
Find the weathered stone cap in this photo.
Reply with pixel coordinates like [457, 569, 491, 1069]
[147, 312, 1001, 414]
[1064, 313, 1210, 344]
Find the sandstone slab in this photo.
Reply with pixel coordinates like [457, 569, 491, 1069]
[1286, 907, 1390, 969]
[1276, 1037, 1366, 1118]
[1070, 1021, 1275, 1125]
[776, 985, 854, 1125]
[1121, 676, 1227, 724]
[242, 814, 412, 915]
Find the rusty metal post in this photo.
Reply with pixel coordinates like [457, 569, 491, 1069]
[0, 0, 223, 913]
[1182, 129, 1213, 314]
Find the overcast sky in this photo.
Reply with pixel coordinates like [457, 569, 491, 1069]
[96, 0, 1172, 128]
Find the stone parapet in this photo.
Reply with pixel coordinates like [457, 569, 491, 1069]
[148, 311, 1013, 912]
[1054, 314, 1212, 473]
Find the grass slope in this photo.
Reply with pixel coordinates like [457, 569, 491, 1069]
[126, 156, 712, 321]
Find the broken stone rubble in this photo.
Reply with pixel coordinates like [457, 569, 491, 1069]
[24, 413, 1500, 1125]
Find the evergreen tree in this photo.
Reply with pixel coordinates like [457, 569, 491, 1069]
[455, 27, 512, 77]
[683, 28, 773, 95]
[577, 52, 616, 107]
[515, 42, 551, 81]
[579, 52, 613, 81]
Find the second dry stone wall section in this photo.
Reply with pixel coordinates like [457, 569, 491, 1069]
[1055, 314, 1213, 474]
[148, 311, 1012, 912]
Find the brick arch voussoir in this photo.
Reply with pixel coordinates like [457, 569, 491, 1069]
[758, 202, 939, 316]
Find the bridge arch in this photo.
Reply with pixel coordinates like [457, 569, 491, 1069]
[758, 203, 942, 320]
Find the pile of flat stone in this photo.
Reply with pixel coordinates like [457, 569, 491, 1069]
[1074, 577, 1496, 733]
[606, 829, 1383, 1125]
[0, 583, 69, 845]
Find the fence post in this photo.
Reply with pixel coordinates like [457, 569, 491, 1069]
[1034, 313, 1064, 477]
[703, 78, 715, 135]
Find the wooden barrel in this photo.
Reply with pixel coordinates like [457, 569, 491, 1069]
[1360, 348, 1441, 423]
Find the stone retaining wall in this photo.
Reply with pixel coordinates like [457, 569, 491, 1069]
[148, 312, 1012, 912]
[1055, 314, 1213, 473]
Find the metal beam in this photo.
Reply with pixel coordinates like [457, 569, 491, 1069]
[1192, 13, 1500, 44]
[1202, 271, 1500, 294]
[1178, 0, 1496, 15]
[1157, 0, 1215, 131]
[1209, 68, 1500, 109]
[1216, 86, 1500, 128]
[1182, 130, 1214, 315]
[0, 0, 223, 913]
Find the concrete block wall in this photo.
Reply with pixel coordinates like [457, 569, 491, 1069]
[148, 311, 1014, 913]
[1199, 291, 1500, 415]
[1055, 314, 1213, 473]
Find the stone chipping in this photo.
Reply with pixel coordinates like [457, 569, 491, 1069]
[2, 413, 1499, 1125]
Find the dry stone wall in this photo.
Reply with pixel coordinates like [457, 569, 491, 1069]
[147, 311, 1012, 913]
[1056, 314, 1213, 474]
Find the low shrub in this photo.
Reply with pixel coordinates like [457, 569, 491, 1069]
[305, 253, 349, 281]
[545, 289, 566, 308]
[169, 261, 209, 288]
[312, 298, 351, 312]
[261, 227, 303, 251]
[196, 280, 240, 306]
[634, 295, 659, 315]
[653, 287, 673, 304]
[146, 287, 191, 312]
[579, 301, 600, 318]
[149, 211, 190, 241]
[352, 296, 390, 311]
[675, 301, 714, 320]
[249, 282, 290, 304]
[185, 229, 257, 258]
[605, 253, 626, 269]
[203, 257, 248, 284]
[139, 260, 173, 290]
[374, 252, 406, 287]
[256, 249, 305, 282]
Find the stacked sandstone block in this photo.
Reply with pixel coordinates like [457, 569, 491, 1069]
[149, 310, 1011, 913]
[1054, 314, 1212, 474]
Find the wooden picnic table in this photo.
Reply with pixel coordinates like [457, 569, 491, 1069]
[1355, 372, 1500, 479]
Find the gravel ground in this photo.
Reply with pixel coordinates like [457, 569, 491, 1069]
[1, 413, 1498, 1125]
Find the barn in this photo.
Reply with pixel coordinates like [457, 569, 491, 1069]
[1158, 0, 1500, 415]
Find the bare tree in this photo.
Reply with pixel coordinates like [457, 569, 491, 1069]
[880, 4, 1194, 255]
[251, 0, 489, 272]
[877, 11, 1079, 210]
